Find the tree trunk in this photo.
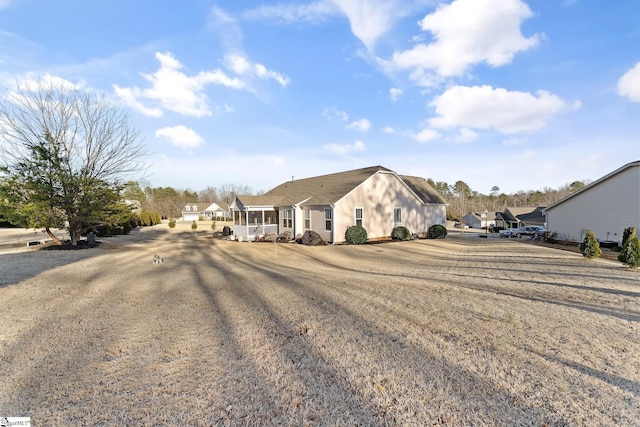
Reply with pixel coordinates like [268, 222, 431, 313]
[45, 227, 63, 245]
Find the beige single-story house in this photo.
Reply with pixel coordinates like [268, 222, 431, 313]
[543, 160, 640, 244]
[230, 165, 448, 243]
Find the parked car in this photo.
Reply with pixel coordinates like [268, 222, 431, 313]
[499, 228, 517, 238]
[513, 226, 546, 238]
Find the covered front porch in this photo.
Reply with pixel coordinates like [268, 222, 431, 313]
[233, 208, 278, 241]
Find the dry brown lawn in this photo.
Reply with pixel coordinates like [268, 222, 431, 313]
[0, 224, 638, 426]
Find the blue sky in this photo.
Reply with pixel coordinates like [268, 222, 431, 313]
[1, 0, 639, 195]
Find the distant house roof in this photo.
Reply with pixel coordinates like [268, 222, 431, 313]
[543, 160, 640, 212]
[499, 207, 544, 222]
[517, 206, 546, 224]
[233, 165, 446, 208]
[204, 202, 226, 212]
[181, 203, 210, 213]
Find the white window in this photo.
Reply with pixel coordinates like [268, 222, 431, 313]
[394, 207, 402, 225]
[283, 209, 293, 228]
[305, 209, 311, 229]
[186, 206, 191, 211]
[192, 205, 198, 211]
[355, 208, 363, 227]
[324, 208, 332, 231]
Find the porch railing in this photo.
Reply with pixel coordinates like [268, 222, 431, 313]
[233, 224, 279, 240]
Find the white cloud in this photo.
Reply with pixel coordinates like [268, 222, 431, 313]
[389, 87, 403, 101]
[381, 126, 395, 134]
[242, 1, 339, 23]
[617, 62, 640, 102]
[502, 137, 526, 146]
[323, 139, 366, 154]
[456, 127, 478, 143]
[428, 85, 573, 134]
[208, 6, 244, 51]
[385, 0, 539, 84]
[225, 54, 290, 86]
[413, 128, 440, 142]
[346, 118, 371, 132]
[331, 0, 402, 51]
[113, 86, 163, 117]
[322, 106, 349, 121]
[11, 72, 83, 92]
[114, 52, 245, 118]
[155, 125, 205, 150]
[243, 0, 421, 51]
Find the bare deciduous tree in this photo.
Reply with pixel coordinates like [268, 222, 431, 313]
[0, 78, 148, 245]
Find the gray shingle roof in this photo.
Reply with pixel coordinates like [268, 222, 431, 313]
[235, 165, 446, 207]
[400, 175, 447, 204]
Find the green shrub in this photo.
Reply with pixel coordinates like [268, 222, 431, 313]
[618, 227, 640, 268]
[168, 218, 176, 228]
[391, 226, 412, 241]
[580, 230, 602, 259]
[345, 225, 367, 244]
[427, 224, 447, 239]
[191, 220, 198, 231]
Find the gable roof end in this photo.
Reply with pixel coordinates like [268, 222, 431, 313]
[543, 160, 640, 212]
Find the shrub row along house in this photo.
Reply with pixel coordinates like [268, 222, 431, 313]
[229, 165, 448, 244]
[543, 160, 640, 245]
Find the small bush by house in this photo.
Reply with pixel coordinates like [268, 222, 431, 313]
[345, 225, 367, 244]
[427, 224, 447, 239]
[391, 226, 412, 241]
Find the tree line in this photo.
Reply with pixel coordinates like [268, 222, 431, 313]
[121, 182, 257, 220]
[427, 179, 588, 220]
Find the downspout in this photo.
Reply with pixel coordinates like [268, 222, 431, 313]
[330, 203, 335, 245]
[245, 209, 249, 239]
[292, 203, 299, 238]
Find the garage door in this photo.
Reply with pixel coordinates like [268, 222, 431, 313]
[182, 213, 199, 221]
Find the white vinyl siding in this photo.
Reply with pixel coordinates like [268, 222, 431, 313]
[545, 163, 639, 244]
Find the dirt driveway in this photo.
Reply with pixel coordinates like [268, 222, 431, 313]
[0, 225, 638, 426]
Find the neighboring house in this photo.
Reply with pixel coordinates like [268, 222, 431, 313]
[230, 165, 448, 243]
[543, 160, 640, 244]
[181, 202, 230, 221]
[205, 202, 229, 220]
[461, 212, 496, 229]
[181, 203, 208, 221]
[495, 207, 546, 229]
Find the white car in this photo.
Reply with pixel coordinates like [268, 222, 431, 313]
[499, 228, 517, 238]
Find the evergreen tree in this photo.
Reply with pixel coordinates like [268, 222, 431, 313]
[618, 227, 640, 268]
[580, 230, 602, 259]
